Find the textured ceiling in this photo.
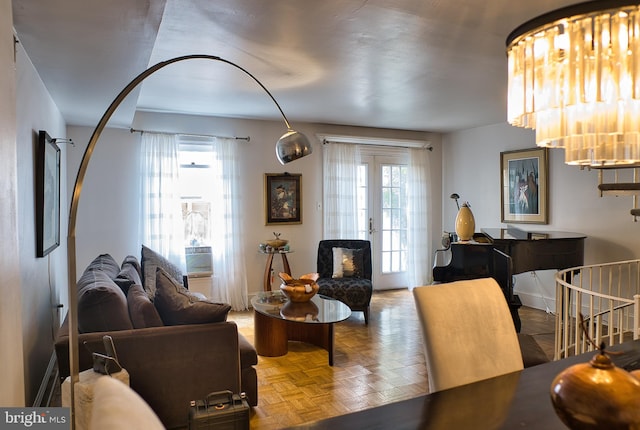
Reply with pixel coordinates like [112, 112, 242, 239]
[12, 0, 583, 132]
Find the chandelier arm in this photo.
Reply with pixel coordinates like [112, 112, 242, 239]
[66, 54, 292, 428]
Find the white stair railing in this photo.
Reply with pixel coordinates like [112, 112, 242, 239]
[555, 259, 640, 360]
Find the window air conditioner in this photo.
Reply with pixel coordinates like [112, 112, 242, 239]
[185, 246, 213, 277]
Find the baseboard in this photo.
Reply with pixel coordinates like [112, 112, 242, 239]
[33, 351, 59, 407]
[516, 290, 557, 314]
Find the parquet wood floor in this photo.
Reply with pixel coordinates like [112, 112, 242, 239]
[228, 288, 556, 430]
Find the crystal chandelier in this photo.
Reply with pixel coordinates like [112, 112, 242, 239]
[506, 1, 640, 166]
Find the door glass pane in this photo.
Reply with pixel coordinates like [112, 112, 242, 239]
[380, 164, 407, 274]
[357, 164, 368, 240]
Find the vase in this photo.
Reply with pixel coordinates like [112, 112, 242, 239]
[550, 350, 640, 429]
[455, 202, 475, 241]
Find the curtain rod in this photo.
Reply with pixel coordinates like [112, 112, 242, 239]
[318, 134, 432, 150]
[130, 128, 250, 142]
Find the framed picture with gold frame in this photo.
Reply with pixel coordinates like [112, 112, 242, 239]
[264, 173, 302, 225]
[500, 147, 548, 224]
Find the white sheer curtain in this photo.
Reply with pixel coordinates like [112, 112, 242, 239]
[322, 143, 360, 239]
[208, 137, 248, 311]
[406, 147, 432, 289]
[140, 132, 186, 270]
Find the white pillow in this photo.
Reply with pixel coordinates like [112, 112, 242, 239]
[90, 376, 164, 430]
[332, 247, 345, 278]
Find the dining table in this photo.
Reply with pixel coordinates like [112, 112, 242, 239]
[286, 339, 640, 429]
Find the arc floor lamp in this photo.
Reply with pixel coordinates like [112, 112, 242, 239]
[66, 54, 312, 427]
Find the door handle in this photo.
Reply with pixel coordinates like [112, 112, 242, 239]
[369, 217, 376, 235]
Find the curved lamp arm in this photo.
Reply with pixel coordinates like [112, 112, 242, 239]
[66, 55, 311, 427]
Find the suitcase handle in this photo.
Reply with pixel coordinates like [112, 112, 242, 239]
[205, 390, 235, 409]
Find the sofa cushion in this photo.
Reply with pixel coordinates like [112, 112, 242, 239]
[141, 245, 184, 300]
[114, 262, 143, 295]
[84, 253, 121, 280]
[332, 247, 364, 278]
[122, 254, 142, 278]
[154, 268, 231, 325]
[238, 333, 258, 367]
[127, 284, 164, 329]
[77, 269, 133, 333]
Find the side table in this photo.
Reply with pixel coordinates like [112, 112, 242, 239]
[260, 249, 292, 291]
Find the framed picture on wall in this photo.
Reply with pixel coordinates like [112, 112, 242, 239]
[500, 147, 548, 224]
[264, 173, 302, 225]
[36, 130, 61, 257]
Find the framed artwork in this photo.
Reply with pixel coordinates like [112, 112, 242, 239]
[264, 173, 302, 225]
[36, 130, 61, 257]
[500, 147, 548, 224]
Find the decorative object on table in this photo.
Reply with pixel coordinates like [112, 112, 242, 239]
[500, 148, 548, 224]
[280, 300, 319, 322]
[449, 193, 460, 210]
[454, 202, 475, 242]
[278, 272, 319, 302]
[264, 232, 288, 250]
[264, 173, 302, 225]
[550, 315, 640, 429]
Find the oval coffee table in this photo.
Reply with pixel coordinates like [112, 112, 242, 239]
[251, 291, 351, 366]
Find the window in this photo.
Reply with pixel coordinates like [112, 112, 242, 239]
[178, 136, 216, 275]
[178, 136, 217, 247]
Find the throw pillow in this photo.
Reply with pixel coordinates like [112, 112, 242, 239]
[331, 247, 364, 278]
[114, 262, 143, 295]
[77, 269, 133, 333]
[90, 376, 164, 430]
[127, 284, 164, 329]
[154, 267, 231, 325]
[121, 254, 142, 278]
[141, 245, 184, 300]
[84, 254, 121, 280]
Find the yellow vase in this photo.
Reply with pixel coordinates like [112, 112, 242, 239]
[455, 203, 475, 241]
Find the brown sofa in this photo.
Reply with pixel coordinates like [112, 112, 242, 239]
[55, 252, 258, 430]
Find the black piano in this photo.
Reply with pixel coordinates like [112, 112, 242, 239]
[433, 227, 586, 331]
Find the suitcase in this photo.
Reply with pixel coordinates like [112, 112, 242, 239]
[189, 390, 250, 430]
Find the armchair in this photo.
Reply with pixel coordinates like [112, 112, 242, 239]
[316, 240, 373, 324]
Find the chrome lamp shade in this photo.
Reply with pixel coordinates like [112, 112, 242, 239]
[276, 130, 313, 164]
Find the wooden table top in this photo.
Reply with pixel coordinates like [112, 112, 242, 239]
[287, 340, 640, 430]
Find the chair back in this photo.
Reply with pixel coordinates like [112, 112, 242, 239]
[317, 240, 372, 280]
[413, 278, 524, 392]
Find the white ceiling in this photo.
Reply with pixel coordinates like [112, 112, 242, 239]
[12, 0, 582, 133]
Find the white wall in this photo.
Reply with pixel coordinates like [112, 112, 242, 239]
[67, 111, 441, 296]
[443, 122, 640, 310]
[14, 33, 68, 404]
[0, 1, 25, 406]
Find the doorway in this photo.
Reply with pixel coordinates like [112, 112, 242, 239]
[358, 152, 408, 289]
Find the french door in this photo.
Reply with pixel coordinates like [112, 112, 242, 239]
[358, 153, 408, 289]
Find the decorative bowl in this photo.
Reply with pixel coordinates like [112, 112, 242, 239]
[278, 272, 319, 302]
[265, 238, 288, 249]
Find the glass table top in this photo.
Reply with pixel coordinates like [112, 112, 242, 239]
[251, 291, 351, 324]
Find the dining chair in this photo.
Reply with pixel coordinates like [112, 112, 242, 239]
[413, 278, 525, 392]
